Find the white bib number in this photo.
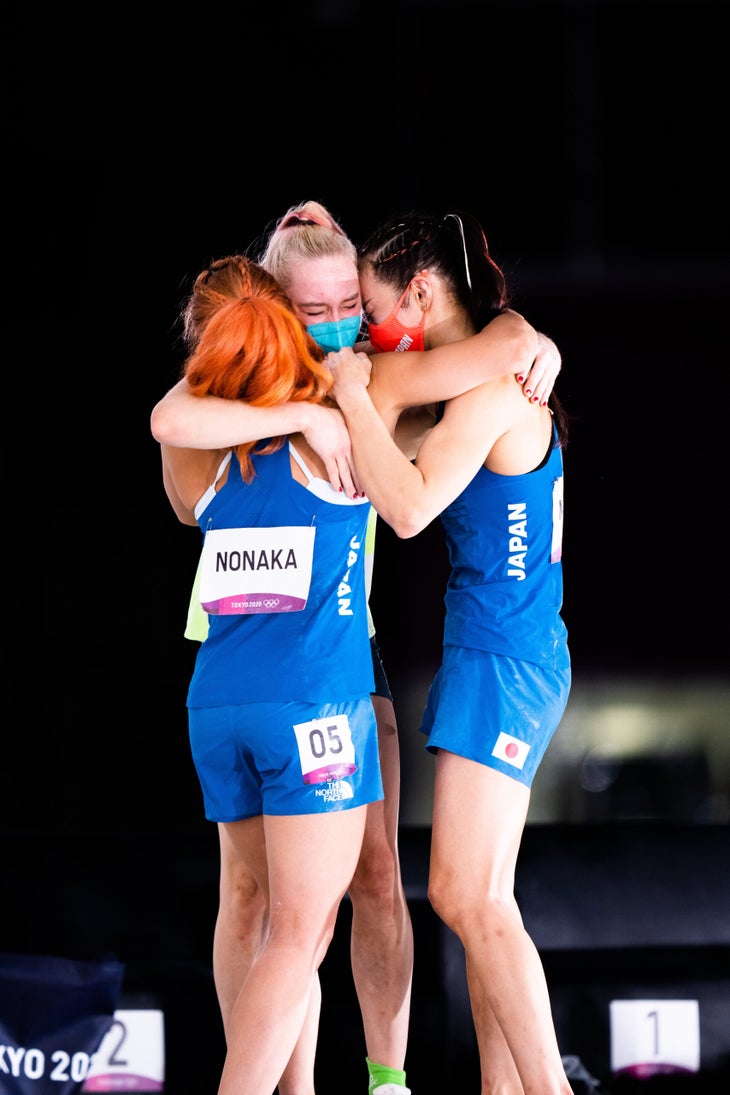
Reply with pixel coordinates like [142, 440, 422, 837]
[293, 714, 357, 784]
[199, 525, 315, 614]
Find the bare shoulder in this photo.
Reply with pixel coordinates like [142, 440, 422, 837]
[437, 376, 550, 475]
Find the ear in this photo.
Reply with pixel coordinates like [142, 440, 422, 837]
[411, 270, 432, 312]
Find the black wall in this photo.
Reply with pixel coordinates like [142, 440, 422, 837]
[12, 7, 728, 654]
[4, 6, 729, 1091]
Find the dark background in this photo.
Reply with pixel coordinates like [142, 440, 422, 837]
[9, 0, 727, 831]
[4, 2, 729, 1091]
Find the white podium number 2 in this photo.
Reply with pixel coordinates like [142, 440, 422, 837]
[609, 999, 700, 1078]
[82, 1009, 165, 1092]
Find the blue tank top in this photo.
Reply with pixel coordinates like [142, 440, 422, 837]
[440, 424, 569, 670]
[187, 443, 375, 706]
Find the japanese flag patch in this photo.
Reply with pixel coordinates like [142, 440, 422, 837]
[491, 731, 531, 770]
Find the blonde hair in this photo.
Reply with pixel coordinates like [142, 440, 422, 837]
[259, 200, 357, 291]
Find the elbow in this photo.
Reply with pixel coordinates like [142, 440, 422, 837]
[382, 502, 431, 540]
[149, 403, 166, 443]
[150, 403, 181, 445]
[394, 523, 421, 540]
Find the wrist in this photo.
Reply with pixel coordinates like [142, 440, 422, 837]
[333, 385, 370, 415]
[297, 402, 323, 433]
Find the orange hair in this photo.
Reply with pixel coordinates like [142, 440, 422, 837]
[182, 255, 334, 481]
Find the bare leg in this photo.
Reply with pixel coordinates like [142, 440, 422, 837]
[212, 693, 410, 1092]
[348, 694, 413, 1072]
[214, 824, 320, 1094]
[467, 956, 524, 1094]
[214, 824, 266, 1041]
[429, 751, 572, 1095]
[278, 974, 321, 1095]
[217, 808, 367, 1095]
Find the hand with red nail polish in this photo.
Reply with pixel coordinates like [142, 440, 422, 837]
[519, 331, 562, 406]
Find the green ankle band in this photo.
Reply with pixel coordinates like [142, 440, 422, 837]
[366, 1057, 407, 1092]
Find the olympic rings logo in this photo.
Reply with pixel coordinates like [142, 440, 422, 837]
[262, 598, 280, 608]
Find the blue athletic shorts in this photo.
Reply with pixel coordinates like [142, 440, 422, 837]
[189, 696, 383, 821]
[419, 646, 571, 788]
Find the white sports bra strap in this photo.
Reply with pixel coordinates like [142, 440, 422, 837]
[194, 450, 233, 521]
[288, 441, 315, 483]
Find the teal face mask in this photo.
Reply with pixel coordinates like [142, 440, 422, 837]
[306, 314, 362, 353]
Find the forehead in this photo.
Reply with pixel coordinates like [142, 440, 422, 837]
[286, 254, 360, 304]
[359, 267, 397, 308]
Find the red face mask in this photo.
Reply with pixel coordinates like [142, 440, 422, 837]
[367, 283, 426, 353]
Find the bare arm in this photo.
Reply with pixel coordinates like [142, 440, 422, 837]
[331, 354, 525, 538]
[160, 443, 228, 524]
[331, 310, 542, 433]
[353, 316, 560, 408]
[161, 449, 198, 526]
[150, 379, 361, 496]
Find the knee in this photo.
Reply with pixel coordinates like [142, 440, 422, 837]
[428, 875, 513, 939]
[427, 875, 459, 930]
[219, 862, 266, 930]
[266, 907, 338, 970]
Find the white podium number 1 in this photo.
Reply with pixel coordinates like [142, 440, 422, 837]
[609, 999, 700, 1078]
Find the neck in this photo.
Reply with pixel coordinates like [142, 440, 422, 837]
[425, 310, 474, 349]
